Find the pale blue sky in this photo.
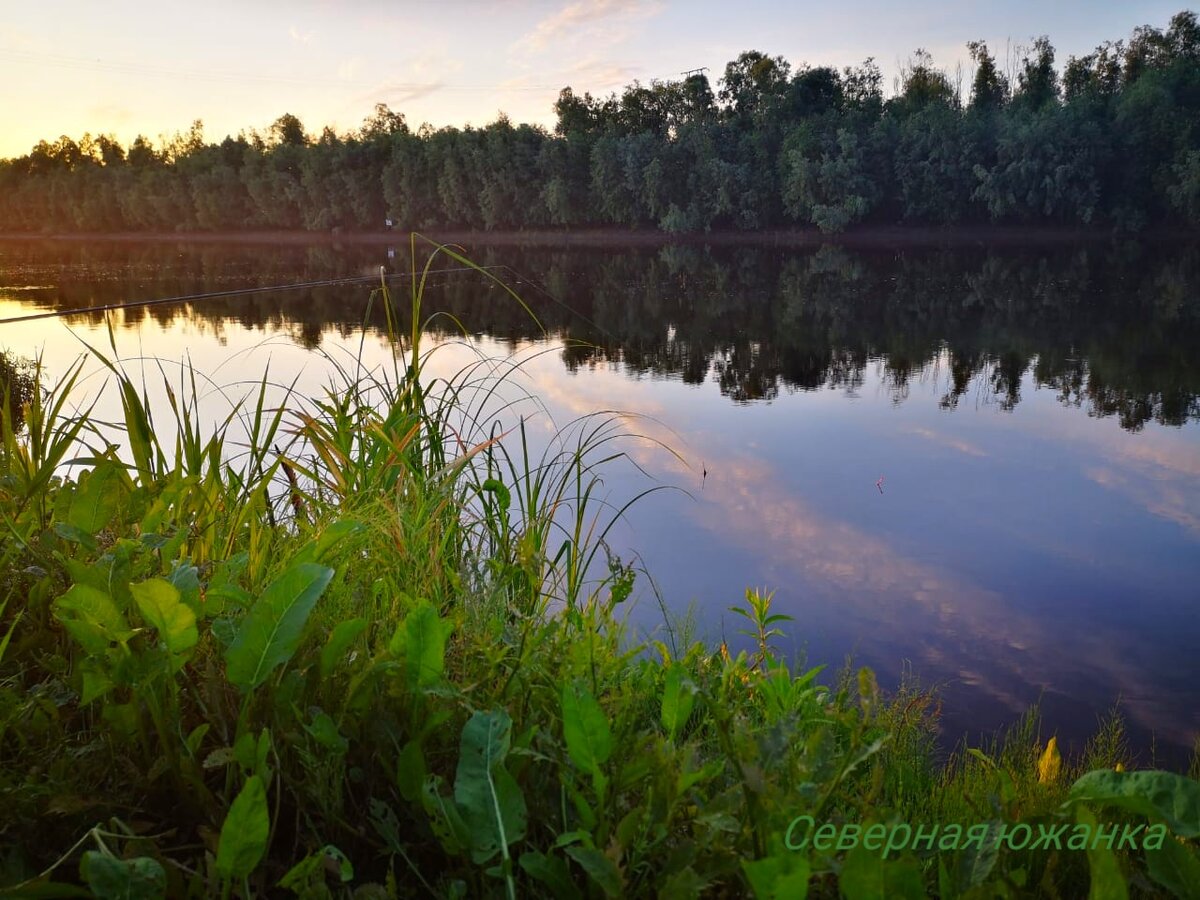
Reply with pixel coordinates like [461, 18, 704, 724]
[1, 0, 1189, 158]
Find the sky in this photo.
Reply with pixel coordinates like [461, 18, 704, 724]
[0, 0, 1190, 159]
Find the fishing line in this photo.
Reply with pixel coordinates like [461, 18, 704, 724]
[0, 265, 505, 326]
[491, 264, 621, 345]
[0, 258, 619, 351]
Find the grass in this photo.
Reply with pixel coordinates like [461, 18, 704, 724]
[0, 237, 1197, 898]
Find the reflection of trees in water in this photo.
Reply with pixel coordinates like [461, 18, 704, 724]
[2, 240, 1198, 431]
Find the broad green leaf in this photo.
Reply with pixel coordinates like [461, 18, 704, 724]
[216, 775, 270, 881]
[951, 820, 999, 891]
[396, 738, 427, 803]
[80, 661, 114, 705]
[53, 522, 98, 552]
[305, 711, 348, 755]
[1068, 769, 1200, 837]
[54, 585, 133, 655]
[742, 854, 809, 900]
[453, 710, 527, 864]
[225, 563, 333, 691]
[276, 853, 322, 893]
[203, 583, 252, 619]
[101, 701, 139, 738]
[319, 617, 367, 678]
[204, 552, 250, 618]
[661, 664, 696, 741]
[519, 851, 581, 900]
[1077, 805, 1128, 900]
[657, 866, 708, 899]
[838, 845, 924, 900]
[166, 562, 202, 614]
[67, 462, 121, 535]
[422, 774, 470, 855]
[278, 845, 353, 892]
[403, 601, 451, 691]
[561, 682, 612, 778]
[131, 578, 197, 670]
[370, 797, 405, 854]
[231, 728, 273, 781]
[79, 852, 166, 900]
[1146, 832, 1200, 900]
[564, 846, 621, 898]
[210, 617, 237, 648]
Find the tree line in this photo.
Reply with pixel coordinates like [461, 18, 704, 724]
[2, 12, 1199, 234]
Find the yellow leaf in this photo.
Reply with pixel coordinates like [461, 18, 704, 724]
[1038, 736, 1062, 784]
[1115, 762, 1125, 772]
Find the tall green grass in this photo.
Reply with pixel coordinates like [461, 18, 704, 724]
[0, 238, 1197, 898]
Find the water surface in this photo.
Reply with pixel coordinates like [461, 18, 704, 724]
[2, 237, 1197, 764]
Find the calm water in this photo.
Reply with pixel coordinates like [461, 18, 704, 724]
[2, 238, 1198, 764]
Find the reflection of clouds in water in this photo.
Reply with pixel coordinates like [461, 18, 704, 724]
[523, 346, 1197, 745]
[904, 426, 988, 458]
[1024, 400, 1200, 541]
[1102, 438, 1200, 539]
[1115, 438, 1200, 479]
[932, 371, 1200, 547]
[1085, 466, 1200, 538]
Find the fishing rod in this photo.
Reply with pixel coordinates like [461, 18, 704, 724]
[0, 265, 506, 326]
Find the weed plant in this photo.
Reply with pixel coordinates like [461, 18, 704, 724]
[0, 238, 1197, 898]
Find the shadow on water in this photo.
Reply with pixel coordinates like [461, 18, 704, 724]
[3, 238, 1198, 433]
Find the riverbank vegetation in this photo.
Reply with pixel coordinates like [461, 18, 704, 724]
[1, 243, 1199, 897]
[2, 13, 1200, 235]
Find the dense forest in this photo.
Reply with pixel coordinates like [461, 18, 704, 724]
[3, 12, 1200, 234]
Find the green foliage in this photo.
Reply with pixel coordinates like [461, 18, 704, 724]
[80, 852, 166, 900]
[217, 775, 270, 881]
[130, 578, 197, 672]
[225, 563, 334, 691]
[453, 710, 527, 868]
[0, 241, 1196, 899]
[1067, 769, 1200, 837]
[561, 681, 613, 785]
[780, 122, 886, 232]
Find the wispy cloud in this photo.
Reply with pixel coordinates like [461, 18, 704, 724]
[360, 79, 445, 107]
[353, 53, 463, 108]
[513, 0, 664, 54]
[500, 59, 638, 92]
[88, 103, 133, 125]
[289, 25, 315, 45]
[567, 58, 641, 87]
